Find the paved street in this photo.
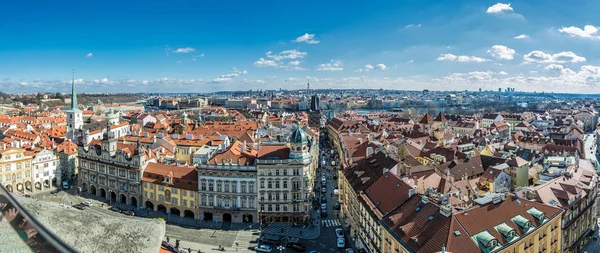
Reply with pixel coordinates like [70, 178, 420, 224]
[583, 133, 597, 163]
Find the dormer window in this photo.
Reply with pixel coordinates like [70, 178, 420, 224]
[164, 177, 171, 184]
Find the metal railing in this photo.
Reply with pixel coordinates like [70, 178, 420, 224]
[0, 184, 77, 253]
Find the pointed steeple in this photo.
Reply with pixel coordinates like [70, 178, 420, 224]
[70, 69, 78, 111]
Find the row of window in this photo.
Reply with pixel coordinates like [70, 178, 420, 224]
[199, 195, 256, 208]
[259, 168, 301, 176]
[260, 204, 303, 212]
[1, 172, 30, 182]
[0, 162, 31, 172]
[143, 182, 196, 197]
[82, 161, 138, 181]
[3, 153, 24, 161]
[259, 180, 301, 190]
[200, 181, 255, 193]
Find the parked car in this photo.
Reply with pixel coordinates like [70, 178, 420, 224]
[333, 174, 337, 180]
[321, 187, 327, 193]
[321, 209, 328, 217]
[254, 244, 273, 252]
[123, 210, 135, 216]
[335, 228, 344, 238]
[321, 197, 327, 203]
[51, 189, 61, 194]
[333, 189, 339, 195]
[153, 218, 166, 222]
[337, 238, 345, 248]
[73, 204, 87, 210]
[109, 206, 122, 213]
[81, 201, 93, 207]
[321, 203, 327, 210]
[345, 249, 355, 253]
[287, 242, 306, 252]
[259, 234, 280, 245]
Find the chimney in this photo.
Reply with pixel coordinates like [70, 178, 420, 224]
[366, 147, 374, 157]
[242, 140, 247, 152]
[358, 138, 363, 144]
[152, 135, 157, 143]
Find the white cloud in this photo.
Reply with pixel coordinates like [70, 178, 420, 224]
[486, 3, 513, 13]
[253, 50, 307, 70]
[523, 50, 586, 63]
[294, 33, 320, 44]
[404, 24, 422, 28]
[514, 34, 529, 39]
[356, 63, 388, 72]
[213, 68, 247, 82]
[193, 53, 204, 58]
[487, 45, 516, 60]
[559, 25, 600, 39]
[266, 50, 307, 61]
[85, 53, 93, 58]
[498, 71, 508, 75]
[375, 63, 388, 70]
[436, 53, 488, 63]
[253, 58, 279, 67]
[316, 60, 343, 71]
[212, 77, 231, 83]
[406, 60, 414, 64]
[172, 47, 196, 53]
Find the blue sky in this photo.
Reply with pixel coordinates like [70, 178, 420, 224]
[2, 0, 600, 93]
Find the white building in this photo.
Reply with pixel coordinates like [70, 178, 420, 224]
[31, 149, 59, 191]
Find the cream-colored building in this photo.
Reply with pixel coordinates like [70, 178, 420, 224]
[0, 148, 33, 193]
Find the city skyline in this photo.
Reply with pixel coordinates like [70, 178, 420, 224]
[2, 0, 600, 93]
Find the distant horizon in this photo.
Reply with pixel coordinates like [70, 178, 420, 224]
[2, 1, 600, 93]
[7, 88, 600, 97]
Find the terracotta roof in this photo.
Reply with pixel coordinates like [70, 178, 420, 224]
[344, 151, 399, 193]
[56, 140, 78, 155]
[419, 113, 433, 124]
[142, 162, 198, 191]
[208, 140, 258, 166]
[362, 172, 415, 218]
[257, 144, 290, 160]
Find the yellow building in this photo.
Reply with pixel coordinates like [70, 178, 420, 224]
[142, 162, 199, 219]
[0, 148, 34, 193]
[381, 194, 563, 253]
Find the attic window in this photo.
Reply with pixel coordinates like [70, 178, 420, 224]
[415, 207, 421, 212]
[396, 183, 401, 187]
[428, 216, 435, 221]
[454, 230, 461, 236]
[376, 201, 381, 205]
[175, 179, 179, 183]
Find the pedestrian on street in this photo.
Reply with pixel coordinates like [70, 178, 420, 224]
[167, 236, 170, 243]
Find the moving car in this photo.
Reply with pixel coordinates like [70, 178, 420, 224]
[335, 228, 344, 238]
[81, 201, 93, 207]
[254, 244, 273, 252]
[337, 238, 345, 248]
[73, 203, 87, 210]
[123, 210, 135, 216]
[287, 242, 306, 252]
[321, 187, 327, 193]
[321, 209, 328, 217]
[333, 189, 339, 195]
[334, 202, 341, 210]
[321, 203, 327, 210]
[321, 176, 327, 183]
[345, 249, 355, 253]
[109, 206, 122, 213]
[51, 189, 61, 194]
[321, 197, 327, 203]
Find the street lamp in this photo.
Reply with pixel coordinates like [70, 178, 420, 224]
[277, 245, 285, 253]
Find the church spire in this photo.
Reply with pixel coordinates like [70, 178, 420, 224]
[70, 69, 78, 110]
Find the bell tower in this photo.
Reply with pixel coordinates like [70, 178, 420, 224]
[66, 70, 83, 142]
